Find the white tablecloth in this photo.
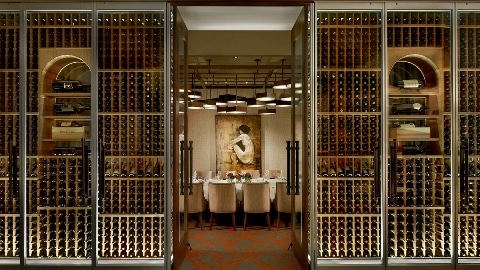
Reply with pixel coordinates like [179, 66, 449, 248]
[199, 178, 284, 202]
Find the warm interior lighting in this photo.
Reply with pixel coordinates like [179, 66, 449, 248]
[279, 92, 292, 101]
[188, 100, 204, 109]
[187, 73, 202, 99]
[275, 99, 291, 107]
[256, 91, 276, 101]
[204, 77, 217, 109]
[226, 105, 247, 114]
[258, 107, 276, 115]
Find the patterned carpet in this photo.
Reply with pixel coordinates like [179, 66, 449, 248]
[181, 214, 301, 270]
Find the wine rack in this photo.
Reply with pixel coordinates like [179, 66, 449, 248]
[97, 11, 165, 259]
[386, 10, 451, 259]
[458, 11, 480, 259]
[0, 11, 20, 259]
[316, 11, 382, 259]
[25, 11, 94, 260]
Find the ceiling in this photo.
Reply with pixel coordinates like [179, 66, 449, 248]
[178, 6, 302, 31]
[178, 6, 303, 91]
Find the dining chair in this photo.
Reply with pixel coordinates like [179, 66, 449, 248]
[274, 181, 301, 229]
[179, 182, 207, 229]
[208, 183, 237, 230]
[194, 170, 212, 180]
[264, 169, 282, 179]
[242, 182, 271, 231]
[241, 169, 260, 178]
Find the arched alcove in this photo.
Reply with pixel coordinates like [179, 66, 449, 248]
[389, 54, 439, 89]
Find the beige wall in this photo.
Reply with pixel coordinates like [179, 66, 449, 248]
[188, 108, 292, 177]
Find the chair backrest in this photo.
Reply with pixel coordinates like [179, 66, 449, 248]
[195, 170, 212, 180]
[220, 170, 236, 179]
[264, 169, 282, 179]
[179, 182, 206, 213]
[275, 182, 301, 213]
[243, 182, 270, 213]
[208, 183, 237, 213]
[241, 170, 260, 179]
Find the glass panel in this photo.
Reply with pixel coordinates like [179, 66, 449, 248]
[97, 11, 165, 260]
[26, 11, 93, 260]
[386, 11, 451, 260]
[0, 11, 20, 260]
[457, 11, 480, 262]
[316, 11, 382, 259]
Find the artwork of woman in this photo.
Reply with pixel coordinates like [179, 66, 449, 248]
[228, 124, 254, 164]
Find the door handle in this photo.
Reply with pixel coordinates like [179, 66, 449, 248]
[8, 139, 18, 200]
[81, 139, 89, 198]
[460, 144, 468, 203]
[180, 140, 184, 195]
[294, 140, 300, 195]
[390, 139, 397, 198]
[286, 141, 291, 195]
[99, 141, 105, 198]
[188, 140, 193, 195]
[374, 141, 380, 198]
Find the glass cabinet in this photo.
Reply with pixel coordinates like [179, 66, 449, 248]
[1, 1, 480, 270]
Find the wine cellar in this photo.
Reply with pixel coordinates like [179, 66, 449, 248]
[1, 1, 480, 269]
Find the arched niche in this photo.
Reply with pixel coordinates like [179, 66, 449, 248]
[389, 54, 439, 89]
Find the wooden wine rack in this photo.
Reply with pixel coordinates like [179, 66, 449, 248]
[97, 11, 165, 259]
[458, 11, 480, 258]
[0, 12, 20, 258]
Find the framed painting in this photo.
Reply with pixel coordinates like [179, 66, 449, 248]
[215, 115, 261, 173]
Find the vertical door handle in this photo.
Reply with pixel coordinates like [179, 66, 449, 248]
[460, 144, 468, 203]
[286, 141, 291, 195]
[188, 140, 193, 195]
[294, 140, 300, 195]
[180, 140, 184, 195]
[8, 139, 18, 200]
[99, 141, 105, 198]
[81, 139, 88, 198]
[390, 139, 397, 197]
[374, 141, 380, 198]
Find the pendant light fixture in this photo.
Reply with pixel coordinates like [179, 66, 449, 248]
[227, 74, 246, 105]
[187, 73, 202, 99]
[227, 74, 247, 114]
[258, 106, 276, 115]
[203, 76, 217, 109]
[246, 73, 266, 108]
[275, 59, 292, 102]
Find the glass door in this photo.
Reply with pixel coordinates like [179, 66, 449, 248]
[386, 7, 452, 267]
[172, 5, 189, 270]
[0, 9, 21, 265]
[456, 9, 480, 269]
[316, 5, 383, 269]
[26, 9, 93, 264]
[96, 6, 166, 265]
[290, 5, 310, 269]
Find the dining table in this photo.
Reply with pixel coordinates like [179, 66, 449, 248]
[197, 178, 286, 202]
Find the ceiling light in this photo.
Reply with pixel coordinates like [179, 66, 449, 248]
[279, 92, 292, 101]
[272, 59, 289, 90]
[187, 73, 202, 99]
[204, 76, 217, 109]
[246, 97, 265, 108]
[258, 107, 276, 115]
[188, 100, 204, 109]
[217, 106, 227, 114]
[203, 99, 217, 109]
[256, 92, 276, 101]
[275, 99, 291, 107]
[226, 105, 247, 114]
[188, 90, 202, 99]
